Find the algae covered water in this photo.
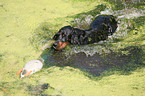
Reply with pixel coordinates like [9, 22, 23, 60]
[0, 0, 145, 96]
[39, 7, 145, 76]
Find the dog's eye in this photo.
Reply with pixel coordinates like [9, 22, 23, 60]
[62, 34, 66, 37]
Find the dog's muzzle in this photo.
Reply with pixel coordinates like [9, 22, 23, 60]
[52, 41, 70, 50]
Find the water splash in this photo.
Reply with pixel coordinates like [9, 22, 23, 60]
[63, 8, 145, 57]
[32, 7, 145, 57]
[101, 8, 145, 19]
[73, 15, 94, 29]
[64, 44, 111, 57]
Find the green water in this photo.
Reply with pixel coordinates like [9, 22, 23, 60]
[0, 0, 145, 96]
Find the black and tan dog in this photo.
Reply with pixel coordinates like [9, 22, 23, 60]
[52, 15, 118, 50]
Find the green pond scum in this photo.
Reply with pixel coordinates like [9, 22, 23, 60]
[0, 0, 145, 96]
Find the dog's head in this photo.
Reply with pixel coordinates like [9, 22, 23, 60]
[53, 26, 73, 42]
[52, 26, 73, 50]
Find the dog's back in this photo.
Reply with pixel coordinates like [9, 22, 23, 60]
[85, 15, 117, 43]
[52, 15, 118, 50]
[90, 15, 117, 34]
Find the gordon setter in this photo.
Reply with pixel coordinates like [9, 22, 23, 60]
[52, 15, 118, 50]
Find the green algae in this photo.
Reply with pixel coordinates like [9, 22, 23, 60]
[0, 0, 145, 96]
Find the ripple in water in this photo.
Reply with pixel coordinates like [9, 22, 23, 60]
[63, 8, 145, 57]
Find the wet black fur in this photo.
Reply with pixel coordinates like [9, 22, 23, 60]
[52, 15, 118, 49]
